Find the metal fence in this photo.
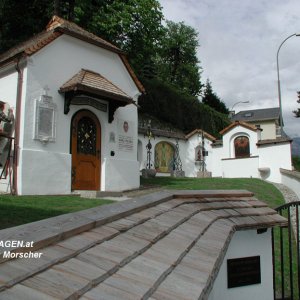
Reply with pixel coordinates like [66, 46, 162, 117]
[272, 201, 300, 300]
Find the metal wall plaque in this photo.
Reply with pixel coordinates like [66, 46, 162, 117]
[227, 256, 261, 288]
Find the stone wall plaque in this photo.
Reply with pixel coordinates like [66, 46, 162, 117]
[34, 95, 57, 143]
[227, 256, 261, 288]
[118, 119, 134, 152]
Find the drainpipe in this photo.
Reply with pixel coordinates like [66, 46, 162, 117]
[12, 56, 24, 195]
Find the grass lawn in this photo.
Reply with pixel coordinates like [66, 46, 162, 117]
[0, 177, 285, 230]
[141, 176, 285, 208]
[0, 195, 114, 230]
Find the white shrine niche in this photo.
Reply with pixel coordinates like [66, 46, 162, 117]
[34, 95, 57, 144]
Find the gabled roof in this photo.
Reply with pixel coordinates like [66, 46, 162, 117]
[220, 120, 260, 135]
[0, 190, 286, 299]
[0, 16, 145, 93]
[185, 129, 216, 141]
[0, 16, 122, 66]
[59, 69, 132, 103]
[231, 107, 280, 122]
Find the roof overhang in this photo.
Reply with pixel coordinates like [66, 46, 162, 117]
[220, 121, 261, 136]
[59, 69, 134, 123]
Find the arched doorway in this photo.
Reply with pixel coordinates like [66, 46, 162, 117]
[71, 110, 101, 190]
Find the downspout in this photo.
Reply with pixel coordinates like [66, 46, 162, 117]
[12, 56, 24, 195]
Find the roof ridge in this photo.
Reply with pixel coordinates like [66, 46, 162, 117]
[220, 120, 259, 135]
[46, 15, 65, 31]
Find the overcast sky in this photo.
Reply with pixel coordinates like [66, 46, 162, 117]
[159, 0, 300, 137]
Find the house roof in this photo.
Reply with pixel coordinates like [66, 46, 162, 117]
[231, 107, 280, 123]
[220, 120, 260, 135]
[185, 129, 216, 141]
[0, 190, 286, 299]
[0, 15, 145, 93]
[59, 69, 133, 103]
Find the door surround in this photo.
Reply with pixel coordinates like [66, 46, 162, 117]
[71, 110, 101, 190]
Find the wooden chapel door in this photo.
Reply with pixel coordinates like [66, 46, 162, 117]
[71, 110, 101, 190]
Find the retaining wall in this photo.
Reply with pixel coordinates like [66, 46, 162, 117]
[280, 168, 300, 200]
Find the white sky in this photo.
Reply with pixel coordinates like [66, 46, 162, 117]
[159, 0, 300, 137]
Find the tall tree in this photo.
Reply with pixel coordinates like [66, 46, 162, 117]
[156, 21, 202, 97]
[76, 0, 164, 74]
[0, 0, 78, 52]
[202, 79, 229, 114]
[0, 0, 164, 77]
[294, 91, 300, 118]
[0, 0, 51, 52]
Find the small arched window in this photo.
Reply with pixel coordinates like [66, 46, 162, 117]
[234, 136, 250, 158]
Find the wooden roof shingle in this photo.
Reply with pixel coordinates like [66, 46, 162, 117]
[0, 190, 287, 299]
[59, 69, 133, 103]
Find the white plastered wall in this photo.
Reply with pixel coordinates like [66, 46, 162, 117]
[213, 126, 260, 179]
[17, 34, 140, 194]
[208, 229, 273, 300]
[258, 142, 292, 183]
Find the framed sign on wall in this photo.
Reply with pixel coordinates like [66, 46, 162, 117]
[34, 95, 57, 144]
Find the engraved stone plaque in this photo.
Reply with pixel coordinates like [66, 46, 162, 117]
[34, 95, 57, 143]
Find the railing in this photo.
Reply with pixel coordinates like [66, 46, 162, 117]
[272, 201, 300, 300]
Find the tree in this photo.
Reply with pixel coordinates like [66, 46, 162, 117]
[0, 0, 80, 53]
[76, 0, 164, 75]
[293, 91, 300, 118]
[0, 0, 164, 77]
[156, 21, 202, 97]
[202, 79, 229, 114]
[0, 0, 51, 52]
[139, 79, 230, 136]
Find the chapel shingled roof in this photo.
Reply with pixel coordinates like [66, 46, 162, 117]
[185, 129, 216, 141]
[0, 16, 121, 66]
[220, 120, 260, 135]
[59, 69, 133, 103]
[0, 190, 286, 299]
[0, 15, 145, 93]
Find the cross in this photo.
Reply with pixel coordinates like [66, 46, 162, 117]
[43, 85, 50, 95]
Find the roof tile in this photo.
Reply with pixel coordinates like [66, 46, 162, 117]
[0, 190, 287, 299]
[59, 69, 132, 103]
